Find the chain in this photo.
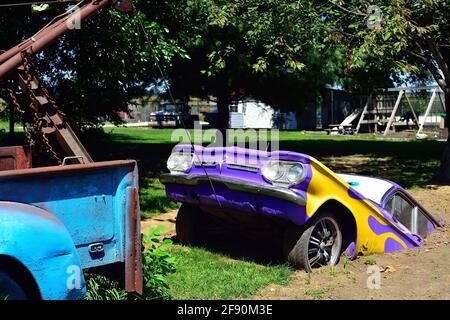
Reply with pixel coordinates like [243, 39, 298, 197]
[6, 87, 35, 147]
[17, 53, 62, 164]
[24, 53, 67, 119]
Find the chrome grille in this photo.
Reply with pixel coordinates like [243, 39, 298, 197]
[226, 162, 259, 172]
[194, 161, 217, 167]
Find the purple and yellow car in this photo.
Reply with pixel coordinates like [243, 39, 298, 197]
[160, 145, 442, 271]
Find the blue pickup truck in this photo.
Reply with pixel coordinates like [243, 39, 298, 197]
[0, 155, 142, 300]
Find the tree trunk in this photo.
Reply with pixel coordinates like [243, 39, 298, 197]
[216, 87, 230, 147]
[434, 90, 450, 184]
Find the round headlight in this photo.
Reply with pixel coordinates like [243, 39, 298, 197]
[287, 164, 305, 184]
[261, 161, 283, 181]
[179, 155, 193, 171]
[167, 152, 193, 173]
[167, 154, 181, 171]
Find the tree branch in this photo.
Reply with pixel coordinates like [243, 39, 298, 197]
[327, 1, 367, 18]
[425, 37, 450, 83]
[403, 48, 429, 63]
[404, 47, 448, 92]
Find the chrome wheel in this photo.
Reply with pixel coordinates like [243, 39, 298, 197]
[283, 212, 343, 272]
[307, 218, 341, 268]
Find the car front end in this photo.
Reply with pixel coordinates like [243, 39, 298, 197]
[160, 144, 314, 226]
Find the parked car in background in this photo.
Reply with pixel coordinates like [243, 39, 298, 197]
[204, 107, 219, 128]
[149, 103, 198, 128]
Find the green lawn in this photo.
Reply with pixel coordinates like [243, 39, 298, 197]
[166, 245, 292, 300]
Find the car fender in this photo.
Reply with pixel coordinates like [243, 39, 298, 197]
[0, 201, 85, 300]
[305, 157, 420, 255]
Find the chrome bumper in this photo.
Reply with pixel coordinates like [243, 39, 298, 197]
[159, 173, 306, 206]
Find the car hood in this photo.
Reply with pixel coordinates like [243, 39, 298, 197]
[337, 173, 396, 205]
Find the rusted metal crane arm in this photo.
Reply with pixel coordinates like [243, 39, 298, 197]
[0, 0, 132, 164]
[0, 0, 131, 79]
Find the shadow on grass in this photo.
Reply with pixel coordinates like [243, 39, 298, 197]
[279, 138, 444, 189]
[175, 228, 286, 266]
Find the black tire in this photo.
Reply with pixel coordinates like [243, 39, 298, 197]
[283, 212, 342, 272]
[176, 204, 202, 245]
[0, 271, 29, 300]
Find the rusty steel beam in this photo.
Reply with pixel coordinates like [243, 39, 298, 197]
[125, 185, 143, 294]
[16, 67, 93, 163]
[16, 67, 57, 134]
[0, 16, 69, 65]
[55, 122, 94, 163]
[0, 0, 117, 79]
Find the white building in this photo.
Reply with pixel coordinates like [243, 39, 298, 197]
[229, 100, 297, 129]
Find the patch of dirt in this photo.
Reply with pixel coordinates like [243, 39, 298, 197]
[141, 210, 177, 236]
[359, 129, 448, 140]
[320, 153, 440, 189]
[252, 186, 450, 300]
[322, 154, 391, 172]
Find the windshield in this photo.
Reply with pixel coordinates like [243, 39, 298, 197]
[384, 192, 433, 237]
